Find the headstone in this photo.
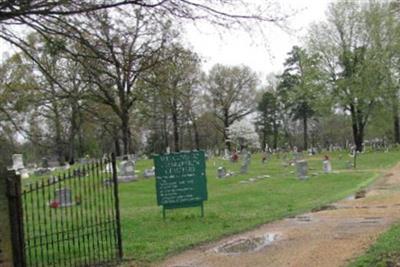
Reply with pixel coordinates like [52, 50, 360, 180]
[217, 166, 226, 178]
[41, 157, 49, 168]
[64, 163, 70, 170]
[79, 157, 88, 165]
[104, 162, 114, 173]
[296, 160, 308, 180]
[323, 160, 332, 173]
[49, 176, 59, 185]
[323, 155, 332, 173]
[52, 188, 74, 207]
[12, 154, 24, 170]
[118, 160, 137, 182]
[166, 146, 171, 154]
[293, 151, 301, 162]
[48, 160, 60, 168]
[143, 167, 155, 178]
[240, 151, 251, 174]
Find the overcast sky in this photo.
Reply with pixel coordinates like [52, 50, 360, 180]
[0, 0, 331, 81]
[183, 0, 331, 81]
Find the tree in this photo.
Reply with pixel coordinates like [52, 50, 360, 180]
[227, 120, 260, 150]
[277, 46, 322, 150]
[363, 1, 400, 144]
[256, 90, 280, 150]
[205, 64, 259, 150]
[307, 1, 383, 152]
[0, 0, 291, 160]
[144, 45, 202, 152]
[40, 8, 178, 155]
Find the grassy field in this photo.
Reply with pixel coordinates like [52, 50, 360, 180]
[120, 150, 400, 264]
[349, 223, 400, 267]
[21, 149, 400, 265]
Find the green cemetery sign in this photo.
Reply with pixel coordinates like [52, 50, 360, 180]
[154, 150, 208, 218]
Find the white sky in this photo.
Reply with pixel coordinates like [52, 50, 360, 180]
[1, 0, 331, 81]
[183, 0, 331, 81]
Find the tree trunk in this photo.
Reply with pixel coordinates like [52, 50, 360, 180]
[187, 121, 193, 150]
[393, 102, 400, 144]
[67, 104, 77, 164]
[223, 109, 231, 150]
[192, 119, 200, 150]
[350, 104, 364, 152]
[273, 120, 278, 149]
[53, 104, 64, 165]
[77, 109, 84, 157]
[172, 107, 180, 152]
[163, 114, 169, 151]
[261, 116, 267, 151]
[303, 115, 308, 150]
[121, 112, 131, 155]
[114, 138, 121, 156]
[262, 129, 267, 152]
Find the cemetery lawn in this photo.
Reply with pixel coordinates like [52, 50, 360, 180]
[119, 150, 400, 264]
[349, 223, 400, 267]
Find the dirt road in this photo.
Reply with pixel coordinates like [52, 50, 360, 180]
[157, 165, 400, 267]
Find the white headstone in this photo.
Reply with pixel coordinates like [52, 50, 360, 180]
[118, 160, 137, 182]
[323, 160, 332, 173]
[12, 154, 24, 170]
[224, 149, 230, 159]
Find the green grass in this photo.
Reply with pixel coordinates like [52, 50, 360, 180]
[21, 150, 400, 265]
[120, 150, 400, 264]
[349, 223, 400, 267]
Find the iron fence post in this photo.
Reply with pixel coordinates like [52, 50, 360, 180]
[6, 170, 26, 267]
[111, 153, 123, 260]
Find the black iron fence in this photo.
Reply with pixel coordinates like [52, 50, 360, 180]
[11, 154, 123, 267]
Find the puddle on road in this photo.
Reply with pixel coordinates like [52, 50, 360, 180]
[215, 233, 279, 255]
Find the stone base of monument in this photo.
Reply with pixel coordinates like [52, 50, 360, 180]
[19, 169, 30, 179]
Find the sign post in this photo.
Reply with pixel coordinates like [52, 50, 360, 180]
[154, 151, 208, 219]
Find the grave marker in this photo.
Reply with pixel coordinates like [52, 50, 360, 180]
[117, 159, 137, 182]
[52, 188, 74, 208]
[12, 154, 24, 170]
[143, 167, 155, 178]
[240, 151, 251, 174]
[154, 150, 208, 218]
[217, 166, 226, 178]
[323, 155, 332, 173]
[296, 160, 308, 180]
